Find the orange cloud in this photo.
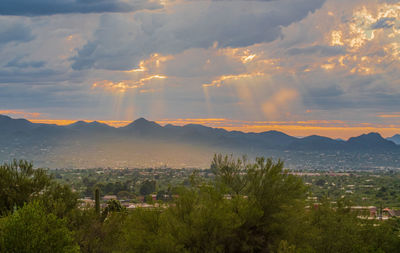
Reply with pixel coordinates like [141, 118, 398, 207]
[203, 72, 264, 87]
[92, 75, 167, 93]
[378, 114, 400, 118]
[0, 110, 42, 118]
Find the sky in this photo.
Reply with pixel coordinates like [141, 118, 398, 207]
[1, 0, 400, 139]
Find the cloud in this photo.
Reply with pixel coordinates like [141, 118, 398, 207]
[287, 45, 346, 56]
[0, 0, 163, 16]
[370, 17, 396, 29]
[92, 75, 167, 93]
[2, 0, 400, 133]
[0, 19, 34, 45]
[306, 85, 344, 98]
[0, 68, 62, 84]
[71, 0, 326, 70]
[5, 56, 45, 68]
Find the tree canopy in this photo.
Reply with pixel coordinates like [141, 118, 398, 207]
[0, 160, 51, 215]
[0, 201, 79, 253]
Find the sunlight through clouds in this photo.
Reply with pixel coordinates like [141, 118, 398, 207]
[92, 75, 167, 93]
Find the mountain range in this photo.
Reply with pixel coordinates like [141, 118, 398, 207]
[0, 115, 399, 168]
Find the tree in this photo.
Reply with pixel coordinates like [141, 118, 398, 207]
[102, 199, 125, 221]
[209, 155, 308, 252]
[36, 182, 79, 218]
[67, 208, 103, 253]
[140, 180, 156, 196]
[117, 208, 173, 253]
[117, 155, 309, 252]
[0, 201, 79, 253]
[308, 199, 400, 253]
[0, 160, 51, 215]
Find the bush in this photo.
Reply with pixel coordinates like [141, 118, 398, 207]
[0, 201, 79, 253]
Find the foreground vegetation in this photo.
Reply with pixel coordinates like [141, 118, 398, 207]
[1, 156, 400, 252]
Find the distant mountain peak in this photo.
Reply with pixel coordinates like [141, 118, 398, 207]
[0, 114, 12, 120]
[0, 114, 30, 123]
[70, 120, 87, 126]
[347, 132, 396, 149]
[258, 130, 293, 137]
[125, 117, 161, 129]
[133, 117, 150, 123]
[67, 120, 111, 129]
[349, 132, 384, 141]
[365, 132, 382, 137]
[0, 114, 35, 132]
[262, 130, 286, 134]
[87, 121, 109, 127]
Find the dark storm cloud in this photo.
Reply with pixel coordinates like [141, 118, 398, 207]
[0, 0, 162, 16]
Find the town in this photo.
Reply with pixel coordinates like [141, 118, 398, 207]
[50, 165, 400, 219]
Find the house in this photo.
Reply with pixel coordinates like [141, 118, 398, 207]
[79, 198, 94, 208]
[351, 206, 377, 217]
[383, 208, 400, 217]
[103, 195, 117, 201]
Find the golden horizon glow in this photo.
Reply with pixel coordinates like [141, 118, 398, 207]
[26, 117, 400, 139]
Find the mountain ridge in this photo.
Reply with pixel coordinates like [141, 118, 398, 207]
[0, 114, 397, 151]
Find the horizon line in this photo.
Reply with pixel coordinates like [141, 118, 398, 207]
[0, 114, 396, 140]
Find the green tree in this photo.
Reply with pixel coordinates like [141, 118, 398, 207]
[140, 180, 156, 196]
[308, 199, 400, 253]
[209, 155, 308, 252]
[102, 199, 125, 221]
[117, 208, 174, 253]
[0, 201, 79, 253]
[117, 155, 309, 252]
[68, 209, 103, 253]
[36, 182, 79, 218]
[0, 160, 51, 215]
